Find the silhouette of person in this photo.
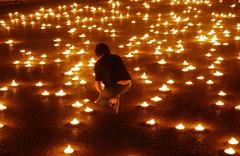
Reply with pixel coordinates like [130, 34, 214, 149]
[94, 43, 131, 113]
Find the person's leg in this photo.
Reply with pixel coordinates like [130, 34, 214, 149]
[96, 83, 131, 107]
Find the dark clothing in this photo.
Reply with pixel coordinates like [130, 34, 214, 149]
[94, 54, 131, 88]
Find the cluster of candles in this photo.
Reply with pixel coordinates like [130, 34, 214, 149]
[0, 0, 239, 155]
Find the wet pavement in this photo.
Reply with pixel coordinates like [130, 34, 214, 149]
[0, 0, 240, 155]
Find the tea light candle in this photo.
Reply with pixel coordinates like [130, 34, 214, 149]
[41, 90, 50, 96]
[64, 145, 74, 154]
[150, 96, 162, 102]
[141, 102, 149, 107]
[72, 101, 83, 108]
[0, 123, 4, 128]
[84, 107, 93, 112]
[140, 73, 148, 79]
[228, 137, 239, 145]
[70, 118, 80, 125]
[35, 82, 44, 87]
[195, 124, 205, 131]
[146, 119, 156, 125]
[55, 89, 66, 96]
[11, 80, 18, 87]
[159, 84, 170, 92]
[224, 147, 235, 155]
[215, 100, 224, 106]
[0, 104, 7, 111]
[218, 91, 226, 96]
[175, 123, 185, 130]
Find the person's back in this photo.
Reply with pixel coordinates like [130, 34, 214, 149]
[94, 53, 131, 88]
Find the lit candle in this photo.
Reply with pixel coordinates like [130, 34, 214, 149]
[150, 96, 162, 102]
[35, 82, 44, 87]
[64, 145, 74, 154]
[195, 124, 205, 131]
[84, 107, 93, 113]
[215, 100, 224, 106]
[175, 123, 185, 130]
[146, 119, 156, 125]
[11, 80, 18, 87]
[41, 90, 50, 96]
[141, 102, 149, 107]
[0, 123, 4, 128]
[224, 147, 235, 155]
[55, 89, 66, 96]
[70, 118, 80, 125]
[0, 104, 7, 111]
[218, 91, 226, 96]
[159, 84, 170, 92]
[72, 101, 83, 108]
[228, 137, 239, 145]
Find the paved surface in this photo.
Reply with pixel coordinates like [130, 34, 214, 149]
[0, 0, 239, 155]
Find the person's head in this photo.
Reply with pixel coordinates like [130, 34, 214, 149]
[95, 43, 111, 58]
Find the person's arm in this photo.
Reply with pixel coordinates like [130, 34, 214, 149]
[95, 81, 102, 93]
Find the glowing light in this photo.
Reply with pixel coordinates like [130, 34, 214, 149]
[235, 105, 240, 110]
[0, 87, 8, 91]
[5, 39, 14, 44]
[195, 124, 205, 131]
[0, 123, 4, 128]
[35, 82, 44, 87]
[11, 80, 18, 87]
[64, 145, 74, 154]
[159, 84, 170, 92]
[140, 73, 148, 79]
[70, 118, 80, 125]
[218, 91, 226, 96]
[150, 96, 162, 102]
[84, 107, 93, 113]
[146, 119, 156, 125]
[141, 102, 149, 107]
[55, 89, 66, 96]
[215, 100, 224, 106]
[41, 90, 50, 96]
[72, 101, 83, 108]
[228, 137, 239, 145]
[224, 147, 235, 155]
[0, 104, 7, 111]
[175, 123, 185, 130]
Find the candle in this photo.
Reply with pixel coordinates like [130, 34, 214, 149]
[150, 96, 162, 102]
[64, 145, 74, 154]
[70, 118, 80, 125]
[36, 82, 44, 87]
[146, 119, 156, 125]
[175, 123, 185, 130]
[218, 91, 226, 96]
[0, 123, 4, 128]
[224, 147, 235, 155]
[159, 84, 170, 92]
[140, 73, 148, 79]
[0, 104, 7, 111]
[72, 101, 83, 108]
[55, 89, 66, 96]
[215, 100, 224, 106]
[11, 80, 18, 87]
[141, 102, 149, 107]
[228, 137, 239, 145]
[41, 90, 50, 96]
[84, 107, 93, 113]
[195, 124, 204, 131]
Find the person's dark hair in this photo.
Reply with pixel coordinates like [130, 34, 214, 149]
[95, 43, 111, 57]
